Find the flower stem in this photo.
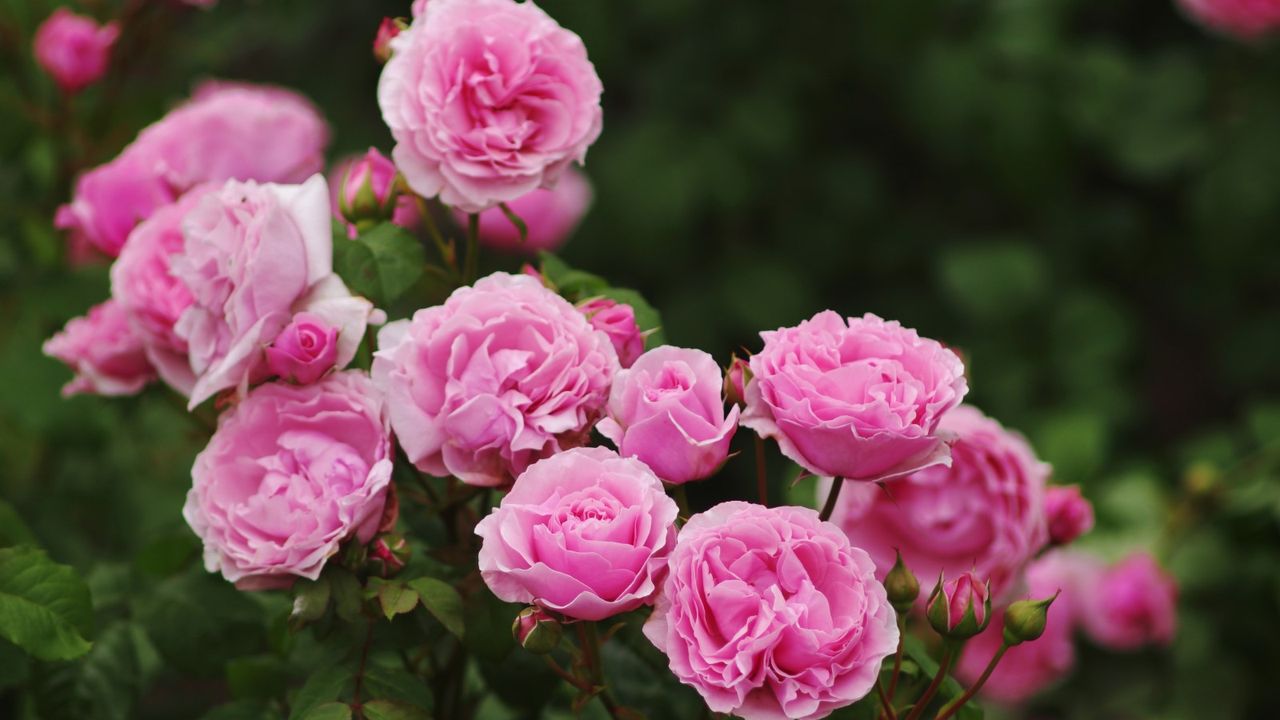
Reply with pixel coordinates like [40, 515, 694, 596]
[754, 435, 769, 506]
[933, 642, 1009, 720]
[818, 477, 844, 522]
[577, 622, 623, 719]
[875, 679, 898, 720]
[464, 213, 480, 284]
[885, 613, 907, 703]
[412, 194, 457, 278]
[903, 644, 954, 720]
[672, 485, 691, 521]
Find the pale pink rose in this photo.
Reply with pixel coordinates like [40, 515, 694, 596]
[1044, 485, 1095, 546]
[373, 272, 618, 486]
[183, 371, 392, 589]
[578, 297, 644, 368]
[645, 502, 899, 720]
[56, 152, 176, 258]
[43, 299, 155, 398]
[266, 313, 338, 385]
[328, 153, 419, 239]
[452, 167, 592, 252]
[1179, 0, 1280, 39]
[743, 312, 968, 482]
[597, 346, 739, 484]
[475, 447, 677, 621]
[173, 175, 379, 407]
[1080, 551, 1177, 650]
[956, 552, 1082, 705]
[33, 9, 118, 94]
[829, 405, 1049, 602]
[411, 0, 430, 17]
[378, 0, 603, 213]
[110, 187, 214, 396]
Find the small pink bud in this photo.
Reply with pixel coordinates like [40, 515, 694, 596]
[578, 297, 644, 368]
[367, 534, 410, 578]
[373, 17, 403, 64]
[927, 570, 991, 639]
[512, 606, 562, 654]
[724, 354, 752, 407]
[266, 313, 339, 385]
[1044, 485, 1095, 546]
[339, 148, 400, 227]
[33, 9, 119, 94]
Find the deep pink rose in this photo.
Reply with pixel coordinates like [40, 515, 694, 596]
[1179, 0, 1280, 39]
[328, 153, 420, 239]
[956, 552, 1082, 705]
[453, 167, 593, 252]
[183, 371, 392, 589]
[1081, 551, 1177, 650]
[597, 346, 739, 484]
[266, 313, 339, 385]
[110, 187, 213, 396]
[33, 9, 118, 94]
[475, 447, 677, 621]
[645, 501, 899, 720]
[373, 18, 401, 63]
[578, 297, 644, 368]
[1044, 485, 1095, 546]
[373, 272, 618, 486]
[173, 176, 380, 407]
[724, 354, 751, 407]
[43, 299, 155, 398]
[830, 405, 1050, 602]
[742, 311, 968, 482]
[56, 152, 177, 258]
[929, 570, 990, 635]
[378, 0, 603, 212]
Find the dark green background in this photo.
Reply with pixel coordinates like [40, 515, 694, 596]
[2, 0, 1278, 718]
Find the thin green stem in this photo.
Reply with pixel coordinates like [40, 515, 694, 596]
[934, 643, 1009, 720]
[754, 435, 769, 506]
[903, 645, 954, 720]
[818, 477, 844, 522]
[672, 485, 691, 521]
[875, 679, 898, 720]
[577, 622, 623, 719]
[412, 194, 457, 277]
[885, 613, 907, 703]
[464, 213, 480, 284]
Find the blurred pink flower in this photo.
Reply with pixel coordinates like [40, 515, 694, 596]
[1081, 551, 1178, 650]
[1179, 0, 1280, 39]
[33, 9, 118, 93]
[43, 299, 154, 398]
[1044, 485, 1095, 546]
[452, 167, 593, 253]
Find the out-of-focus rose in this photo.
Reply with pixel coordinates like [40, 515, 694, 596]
[956, 551, 1082, 705]
[577, 297, 644, 368]
[266, 313, 339, 385]
[829, 405, 1049, 602]
[327, 153, 419, 239]
[373, 18, 402, 63]
[453, 167, 593, 253]
[373, 272, 618, 486]
[742, 311, 968, 483]
[173, 175, 379, 407]
[183, 371, 392, 589]
[411, 0, 430, 17]
[32, 9, 118, 94]
[1081, 551, 1177, 650]
[476, 447, 677, 620]
[927, 570, 991, 638]
[1044, 485, 1095, 546]
[56, 152, 176, 258]
[597, 346, 738, 484]
[378, 0, 603, 213]
[1179, 0, 1280, 39]
[645, 501, 899, 720]
[43, 299, 155, 398]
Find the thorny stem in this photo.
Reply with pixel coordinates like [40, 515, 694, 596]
[351, 618, 376, 718]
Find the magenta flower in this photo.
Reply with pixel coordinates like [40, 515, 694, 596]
[33, 9, 118, 94]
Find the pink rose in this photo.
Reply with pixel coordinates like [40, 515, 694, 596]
[43, 299, 155, 398]
[645, 502, 899, 720]
[578, 297, 644, 368]
[723, 354, 751, 407]
[1044, 485, 1094, 546]
[927, 570, 990, 636]
[56, 152, 176, 258]
[1081, 551, 1177, 650]
[173, 175, 379, 407]
[830, 405, 1049, 602]
[266, 313, 339, 385]
[597, 346, 739, 484]
[956, 552, 1082, 705]
[183, 371, 392, 589]
[32, 9, 118, 94]
[328, 153, 419, 239]
[453, 167, 593, 253]
[377, 0, 603, 212]
[373, 272, 618, 486]
[742, 311, 968, 482]
[1179, 0, 1280, 39]
[475, 447, 677, 621]
[411, 0, 430, 17]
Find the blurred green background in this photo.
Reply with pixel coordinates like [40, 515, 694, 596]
[2, 0, 1279, 718]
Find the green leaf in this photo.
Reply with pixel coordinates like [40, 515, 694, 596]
[363, 699, 430, 720]
[0, 545, 93, 661]
[200, 700, 281, 720]
[300, 702, 352, 720]
[133, 568, 262, 675]
[462, 586, 517, 662]
[409, 576, 465, 638]
[327, 567, 364, 623]
[333, 222, 427, 307]
[227, 655, 290, 701]
[0, 499, 34, 548]
[363, 665, 433, 712]
[291, 576, 332, 627]
[288, 665, 352, 720]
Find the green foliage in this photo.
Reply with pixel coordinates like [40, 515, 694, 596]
[333, 222, 429, 310]
[0, 546, 93, 661]
[407, 577, 465, 639]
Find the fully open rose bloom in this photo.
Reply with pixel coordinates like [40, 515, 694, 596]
[454, 167, 593, 252]
[830, 405, 1049, 601]
[645, 502, 899, 720]
[475, 447, 677, 621]
[173, 175, 379, 407]
[1179, 0, 1280, 39]
[378, 0, 603, 212]
[742, 312, 967, 483]
[597, 346, 739, 484]
[43, 299, 154, 398]
[373, 272, 618, 486]
[1080, 551, 1178, 650]
[33, 9, 118, 94]
[183, 372, 392, 589]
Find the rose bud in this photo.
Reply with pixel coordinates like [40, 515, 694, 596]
[884, 550, 920, 614]
[266, 313, 340, 385]
[367, 533, 410, 578]
[339, 148, 401, 228]
[373, 17, 405, 64]
[1003, 593, 1059, 646]
[33, 9, 119, 94]
[512, 606, 562, 655]
[723, 354, 751, 407]
[578, 297, 644, 368]
[597, 346, 739, 485]
[927, 571, 992, 640]
[1044, 485, 1094, 546]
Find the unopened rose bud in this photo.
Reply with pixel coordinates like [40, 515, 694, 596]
[339, 148, 401, 227]
[927, 570, 991, 640]
[1003, 592, 1058, 646]
[883, 550, 919, 614]
[1044, 485, 1094, 546]
[367, 533, 410, 578]
[577, 298, 644, 368]
[512, 606, 562, 654]
[33, 9, 119, 95]
[373, 17, 407, 64]
[724, 354, 752, 407]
